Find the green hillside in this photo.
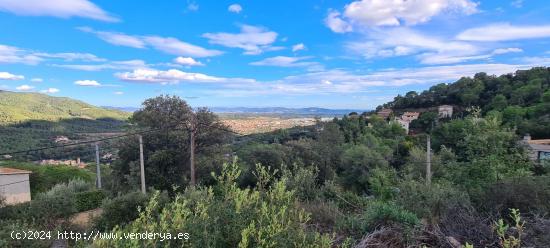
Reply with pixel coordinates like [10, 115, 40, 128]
[380, 67, 550, 138]
[0, 91, 129, 123]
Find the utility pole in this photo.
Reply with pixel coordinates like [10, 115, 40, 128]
[426, 135, 431, 185]
[95, 142, 102, 189]
[139, 135, 146, 194]
[189, 114, 196, 187]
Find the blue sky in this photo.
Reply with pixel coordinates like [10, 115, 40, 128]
[1, 0, 550, 109]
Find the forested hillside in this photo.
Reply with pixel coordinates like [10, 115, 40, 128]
[381, 67, 550, 138]
[0, 91, 130, 160]
[0, 91, 129, 123]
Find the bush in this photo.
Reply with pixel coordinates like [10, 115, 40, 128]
[92, 191, 165, 231]
[477, 176, 550, 216]
[0, 179, 93, 225]
[395, 180, 471, 224]
[75, 190, 105, 212]
[93, 160, 333, 247]
[2, 162, 94, 196]
[361, 201, 419, 231]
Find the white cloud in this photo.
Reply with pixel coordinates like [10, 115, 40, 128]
[74, 80, 101, 87]
[114, 91, 124, 95]
[143, 36, 223, 57]
[54, 60, 148, 71]
[0, 71, 24, 80]
[41, 88, 59, 93]
[511, 0, 524, 8]
[203, 25, 281, 55]
[187, 2, 199, 11]
[346, 28, 479, 63]
[492, 47, 523, 55]
[292, 43, 306, 52]
[78, 28, 222, 57]
[0, 0, 119, 22]
[173, 57, 204, 66]
[325, 11, 352, 33]
[15, 84, 34, 91]
[457, 23, 550, 41]
[0, 44, 42, 65]
[351, 0, 477, 26]
[326, 0, 477, 32]
[250, 56, 317, 67]
[0, 44, 107, 65]
[116, 69, 224, 84]
[228, 4, 242, 13]
[31, 78, 43, 83]
[77, 27, 146, 49]
[33, 52, 105, 62]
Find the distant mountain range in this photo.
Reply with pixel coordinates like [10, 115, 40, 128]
[103, 106, 369, 117]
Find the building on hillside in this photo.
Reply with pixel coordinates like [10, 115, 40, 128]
[438, 105, 453, 118]
[401, 112, 420, 122]
[523, 135, 550, 162]
[0, 167, 32, 205]
[377, 108, 393, 119]
[54, 136, 70, 143]
[37, 159, 86, 168]
[394, 118, 410, 134]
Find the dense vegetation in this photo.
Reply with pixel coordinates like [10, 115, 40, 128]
[2, 161, 94, 196]
[0, 91, 130, 161]
[381, 67, 550, 138]
[1, 68, 550, 247]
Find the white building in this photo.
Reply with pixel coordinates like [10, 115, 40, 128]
[438, 105, 453, 118]
[0, 167, 32, 205]
[523, 135, 550, 162]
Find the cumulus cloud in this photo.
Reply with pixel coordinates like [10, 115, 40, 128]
[31, 78, 43, 83]
[326, 0, 477, 32]
[114, 91, 124, 95]
[325, 11, 352, 33]
[292, 43, 306, 52]
[0, 71, 24, 80]
[116, 69, 224, 84]
[173, 57, 204, 66]
[228, 4, 242, 13]
[41, 88, 59, 93]
[74, 80, 101, 86]
[457, 23, 550, 41]
[15, 84, 34, 91]
[0, 0, 119, 22]
[203, 25, 281, 55]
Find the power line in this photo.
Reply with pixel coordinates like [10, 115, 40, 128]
[0, 125, 181, 157]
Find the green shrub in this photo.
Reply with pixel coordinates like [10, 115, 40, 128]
[395, 180, 471, 223]
[75, 190, 105, 212]
[92, 191, 153, 231]
[477, 176, 550, 216]
[0, 179, 93, 224]
[2, 162, 94, 196]
[94, 160, 333, 247]
[361, 201, 419, 231]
